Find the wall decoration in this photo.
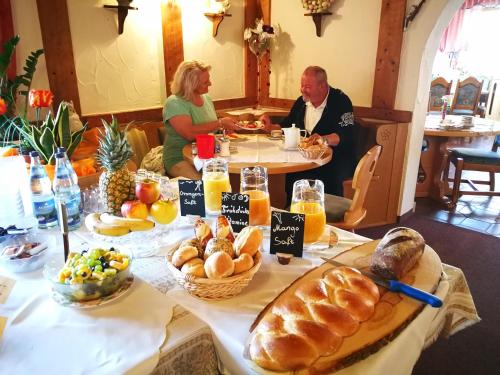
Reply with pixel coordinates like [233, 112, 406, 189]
[204, 0, 232, 37]
[103, 0, 137, 35]
[302, 0, 334, 37]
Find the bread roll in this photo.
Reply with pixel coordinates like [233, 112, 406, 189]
[370, 227, 425, 280]
[172, 246, 198, 268]
[204, 251, 234, 279]
[216, 215, 235, 243]
[249, 266, 380, 372]
[180, 238, 204, 258]
[204, 238, 235, 260]
[233, 253, 254, 275]
[234, 226, 263, 257]
[181, 258, 206, 278]
[194, 218, 213, 248]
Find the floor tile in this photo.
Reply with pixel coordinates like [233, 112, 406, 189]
[458, 218, 492, 232]
[486, 223, 500, 236]
[432, 210, 466, 225]
[468, 208, 500, 224]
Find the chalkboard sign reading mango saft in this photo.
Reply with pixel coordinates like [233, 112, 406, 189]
[178, 180, 205, 217]
[221, 192, 249, 233]
[269, 211, 305, 257]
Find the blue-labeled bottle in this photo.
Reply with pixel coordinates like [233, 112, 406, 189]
[53, 152, 81, 230]
[56, 147, 82, 214]
[29, 151, 58, 228]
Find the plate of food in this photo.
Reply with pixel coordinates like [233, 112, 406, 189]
[225, 133, 249, 142]
[237, 120, 265, 131]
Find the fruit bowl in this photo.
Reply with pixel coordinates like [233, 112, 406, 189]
[0, 232, 54, 273]
[44, 248, 132, 302]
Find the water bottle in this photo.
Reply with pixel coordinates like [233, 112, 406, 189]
[53, 152, 81, 230]
[56, 147, 82, 214]
[29, 151, 58, 228]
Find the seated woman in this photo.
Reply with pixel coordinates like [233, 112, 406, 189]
[163, 60, 239, 179]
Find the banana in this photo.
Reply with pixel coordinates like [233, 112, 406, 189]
[99, 213, 155, 231]
[84, 213, 131, 237]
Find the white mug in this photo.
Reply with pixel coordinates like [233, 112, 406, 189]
[283, 124, 307, 150]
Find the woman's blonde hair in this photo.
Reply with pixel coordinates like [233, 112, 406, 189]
[170, 60, 211, 101]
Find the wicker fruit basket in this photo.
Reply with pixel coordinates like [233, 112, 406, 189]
[165, 250, 262, 300]
[298, 145, 328, 159]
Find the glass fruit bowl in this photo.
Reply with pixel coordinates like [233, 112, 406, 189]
[0, 232, 53, 273]
[44, 248, 132, 302]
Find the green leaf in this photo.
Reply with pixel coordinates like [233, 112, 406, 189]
[66, 125, 87, 158]
[56, 104, 72, 149]
[40, 126, 55, 159]
[0, 35, 20, 77]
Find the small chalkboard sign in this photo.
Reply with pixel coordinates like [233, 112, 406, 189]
[221, 192, 250, 233]
[269, 211, 305, 257]
[178, 180, 205, 217]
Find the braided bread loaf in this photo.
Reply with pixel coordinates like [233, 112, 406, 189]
[249, 266, 380, 372]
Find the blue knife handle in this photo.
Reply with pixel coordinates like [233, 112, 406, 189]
[388, 280, 443, 308]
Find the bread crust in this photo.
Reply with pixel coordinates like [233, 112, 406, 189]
[234, 226, 263, 257]
[172, 246, 198, 268]
[233, 253, 254, 275]
[204, 251, 235, 279]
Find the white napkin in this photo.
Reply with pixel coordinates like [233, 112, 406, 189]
[193, 156, 204, 171]
[0, 277, 175, 375]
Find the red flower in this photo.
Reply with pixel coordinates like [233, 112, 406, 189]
[28, 89, 54, 108]
[0, 98, 6, 115]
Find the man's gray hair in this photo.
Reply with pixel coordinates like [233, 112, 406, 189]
[303, 66, 328, 84]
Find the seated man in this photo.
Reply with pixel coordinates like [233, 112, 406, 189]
[261, 66, 357, 198]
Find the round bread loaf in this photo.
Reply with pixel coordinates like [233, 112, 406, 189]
[180, 238, 204, 258]
[181, 257, 206, 278]
[204, 251, 234, 279]
[172, 245, 198, 268]
[204, 238, 235, 260]
[234, 226, 263, 257]
[233, 253, 254, 275]
[370, 227, 425, 280]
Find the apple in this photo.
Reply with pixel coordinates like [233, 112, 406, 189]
[121, 200, 149, 220]
[135, 178, 161, 204]
[150, 199, 178, 224]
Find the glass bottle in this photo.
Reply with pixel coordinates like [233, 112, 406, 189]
[29, 151, 58, 228]
[53, 152, 81, 230]
[56, 147, 82, 214]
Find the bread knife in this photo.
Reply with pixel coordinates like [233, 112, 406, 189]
[320, 257, 443, 308]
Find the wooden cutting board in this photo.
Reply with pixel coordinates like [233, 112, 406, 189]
[244, 240, 443, 374]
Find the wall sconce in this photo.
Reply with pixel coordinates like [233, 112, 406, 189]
[104, 0, 138, 34]
[204, 0, 231, 37]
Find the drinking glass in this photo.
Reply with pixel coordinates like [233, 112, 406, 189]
[240, 166, 270, 226]
[196, 134, 215, 159]
[202, 158, 231, 215]
[290, 179, 326, 244]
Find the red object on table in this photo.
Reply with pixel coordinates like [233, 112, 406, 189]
[196, 134, 215, 159]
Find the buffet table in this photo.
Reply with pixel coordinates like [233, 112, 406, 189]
[0, 222, 480, 374]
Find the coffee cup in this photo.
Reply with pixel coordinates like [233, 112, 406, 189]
[271, 129, 283, 138]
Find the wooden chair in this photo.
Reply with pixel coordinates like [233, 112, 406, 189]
[428, 77, 452, 112]
[125, 127, 150, 167]
[450, 76, 483, 116]
[324, 145, 382, 231]
[444, 135, 500, 208]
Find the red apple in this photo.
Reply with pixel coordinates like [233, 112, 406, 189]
[135, 178, 161, 204]
[121, 200, 149, 219]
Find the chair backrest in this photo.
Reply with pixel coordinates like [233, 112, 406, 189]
[428, 77, 452, 112]
[342, 145, 382, 228]
[493, 134, 500, 153]
[125, 127, 150, 167]
[451, 76, 483, 115]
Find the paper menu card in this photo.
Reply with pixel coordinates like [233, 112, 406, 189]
[0, 275, 15, 304]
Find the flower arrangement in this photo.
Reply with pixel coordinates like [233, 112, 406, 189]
[302, 0, 334, 13]
[244, 18, 277, 58]
[208, 0, 230, 14]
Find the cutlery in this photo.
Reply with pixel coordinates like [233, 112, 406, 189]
[320, 257, 443, 308]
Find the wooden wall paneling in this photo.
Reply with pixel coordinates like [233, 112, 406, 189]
[0, 0, 16, 80]
[161, 0, 184, 97]
[82, 108, 163, 128]
[257, 0, 271, 106]
[372, 0, 406, 109]
[245, 0, 258, 104]
[36, 0, 81, 114]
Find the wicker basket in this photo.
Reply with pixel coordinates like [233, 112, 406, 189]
[298, 145, 328, 159]
[165, 250, 262, 300]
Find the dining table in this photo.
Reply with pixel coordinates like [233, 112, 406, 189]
[182, 134, 332, 209]
[0, 199, 480, 374]
[416, 114, 500, 207]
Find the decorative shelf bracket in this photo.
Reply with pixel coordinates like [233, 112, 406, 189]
[104, 1, 138, 34]
[204, 12, 232, 37]
[305, 12, 332, 37]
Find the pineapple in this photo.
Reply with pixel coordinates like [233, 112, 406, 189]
[96, 117, 136, 215]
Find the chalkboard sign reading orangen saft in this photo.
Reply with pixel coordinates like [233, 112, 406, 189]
[178, 180, 205, 217]
[221, 192, 250, 233]
[270, 211, 305, 257]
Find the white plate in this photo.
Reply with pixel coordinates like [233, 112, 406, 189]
[237, 121, 264, 131]
[51, 275, 134, 309]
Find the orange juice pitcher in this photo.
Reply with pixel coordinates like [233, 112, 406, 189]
[202, 158, 231, 214]
[290, 179, 326, 244]
[241, 166, 270, 226]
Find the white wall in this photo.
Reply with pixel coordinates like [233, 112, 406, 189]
[269, 0, 381, 106]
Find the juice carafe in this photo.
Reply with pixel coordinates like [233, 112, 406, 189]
[202, 158, 231, 214]
[241, 166, 270, 226]
[290, 179, 326, 243]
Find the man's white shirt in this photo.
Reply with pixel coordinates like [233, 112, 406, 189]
[304, 89, 329, 134]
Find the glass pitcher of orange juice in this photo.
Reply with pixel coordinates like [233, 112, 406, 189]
[290, 179, 326, 243]
[241, 166, 271, 226]
[202, 158, 231, 214]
